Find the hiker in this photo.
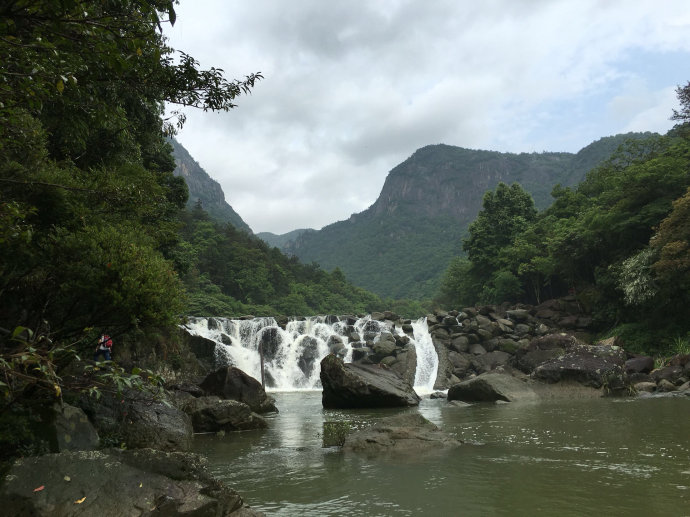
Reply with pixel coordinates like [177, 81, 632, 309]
[94, 333, 113, 361]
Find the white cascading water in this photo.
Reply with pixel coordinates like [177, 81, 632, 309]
[183, 315, 438, 394]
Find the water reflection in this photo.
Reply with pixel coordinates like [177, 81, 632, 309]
[193, 392, 690, 516]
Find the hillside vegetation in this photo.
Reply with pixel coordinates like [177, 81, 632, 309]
[438, 110, 690, 353]
[276, 133, 655, 299]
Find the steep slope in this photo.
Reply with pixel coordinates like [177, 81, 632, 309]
[282, 133, 655, 299]
[257, 228, 315, 249]
[170, 138, 252, 232]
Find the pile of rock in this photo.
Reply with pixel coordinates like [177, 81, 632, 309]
[0, 365, 274, 515]
[626, 353, 690, 394]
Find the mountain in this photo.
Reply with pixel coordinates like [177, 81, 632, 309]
[169, 138, 252, 232]
[257, 228, 315, 249]
[276, 132, 656, 300]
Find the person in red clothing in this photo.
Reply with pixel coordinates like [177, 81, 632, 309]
[94, 333, 113, 361]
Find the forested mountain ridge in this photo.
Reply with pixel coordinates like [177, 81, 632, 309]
[277, 133, 655, 299]
[257, 228, 315, 248]
[170, 138, 252, 232]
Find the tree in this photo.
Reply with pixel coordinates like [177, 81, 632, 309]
[0, 0, 261, 340]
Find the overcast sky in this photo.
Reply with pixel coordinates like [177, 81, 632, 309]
[165, 0, 690, 235]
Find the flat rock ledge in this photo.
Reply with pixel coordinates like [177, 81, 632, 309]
[343, 413, 461, 455]
[447, 373, 538, 403]
[0, 449, 263, 516]
[320, 354, 420, 408]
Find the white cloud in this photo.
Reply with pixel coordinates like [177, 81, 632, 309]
[166, 0, 690, 233]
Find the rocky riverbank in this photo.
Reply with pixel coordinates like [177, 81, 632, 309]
[0, 365, 274, 516]
[350, 300, 689, 397]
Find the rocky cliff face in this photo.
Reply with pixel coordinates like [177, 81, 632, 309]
[278, 133, 656, 299]
[170, 138, 252, 233]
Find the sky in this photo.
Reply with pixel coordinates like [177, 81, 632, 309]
[165, 0, 690, 235]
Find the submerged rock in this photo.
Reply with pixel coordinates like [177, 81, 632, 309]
[447, 373, 537, 403]
[200, 366, 277, 413]
[0, 449, 263, 516]
[320, 354, 420, 408]
[343, 412, 461, 454]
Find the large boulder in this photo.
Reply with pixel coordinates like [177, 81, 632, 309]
[77, 389, 193, 451]
[200, 366, 277, 413]
[387, 343, 418, 387]
[0, 449, 263, 516]
[532, 339, 628, 392]
[182, 396, 268, 433]
[447, 373, 537, 403]
[343, 412, 461, 454]
[320, 354, 420, 408]
[49, 403, 99, 452]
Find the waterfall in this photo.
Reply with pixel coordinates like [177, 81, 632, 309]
[182, 315, 438, 394]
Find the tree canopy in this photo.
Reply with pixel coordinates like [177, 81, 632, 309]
[437, 84, 690, 352]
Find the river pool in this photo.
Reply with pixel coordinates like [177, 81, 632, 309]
[192, 392, 689, 516]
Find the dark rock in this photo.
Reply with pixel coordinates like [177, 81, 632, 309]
[167, 382, 205, 398]
[327, 335, 347, 358]
[506, 309, 530, 321]
[470, 351, 512, 374]
[320, 355, 420, 408]
[259, 327, 281, 362]
[430, 391, 447, 399]
[343, 413, 461, 454]
[516, 348, 565, 374]
[77, 389, 193, 451]
[388, 344, 417, 387]
[450, 335, 469, 353]
[296, 336, 320, 376]
[351, 347, 371, 362]
[200, 367, 277, 413]
[179, 329, 217, 370]
[476, 328, 493, 342]
[634, 381, 657, 393]
[469, 343, 487, 355]
[514, 323, 531, 335]
[657, 379, 676, 392]
[183, 396, 268, 432]
[0, 449, 262, 516]
[432, 337, 453, 390]
[557, 315, 579, 329]
[532, 340, 627, 392]
[383, 311, 399, 321]
[625, 355, 654, 374]
[650, 365, 684, 384]
[372, 335, 397, 360]
[349, 331, 361, 341]
[448, 373, 537, 403]
[50, 403, 99, 452]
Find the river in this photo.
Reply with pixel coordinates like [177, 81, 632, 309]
[192, 392, 689, 516]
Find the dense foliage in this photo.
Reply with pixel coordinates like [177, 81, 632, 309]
[278, 134, 654, 300]
[175, 202, 386, 317]
[0, 0, 265, 414]
[438, 87, 690, 353]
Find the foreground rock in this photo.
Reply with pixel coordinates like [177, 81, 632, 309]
[531, 336, 628, 393]
[343, 413, 461, 454]
[77, 389, 193, 451]
[447, 373, 538, 403]
[320, 354, 420, 408]
[0, 449, 263, 516]
[200, 366, 277, 413]
[181, 396, 268, 433]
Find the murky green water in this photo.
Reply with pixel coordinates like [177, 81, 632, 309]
[192, 392, 690, 516]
